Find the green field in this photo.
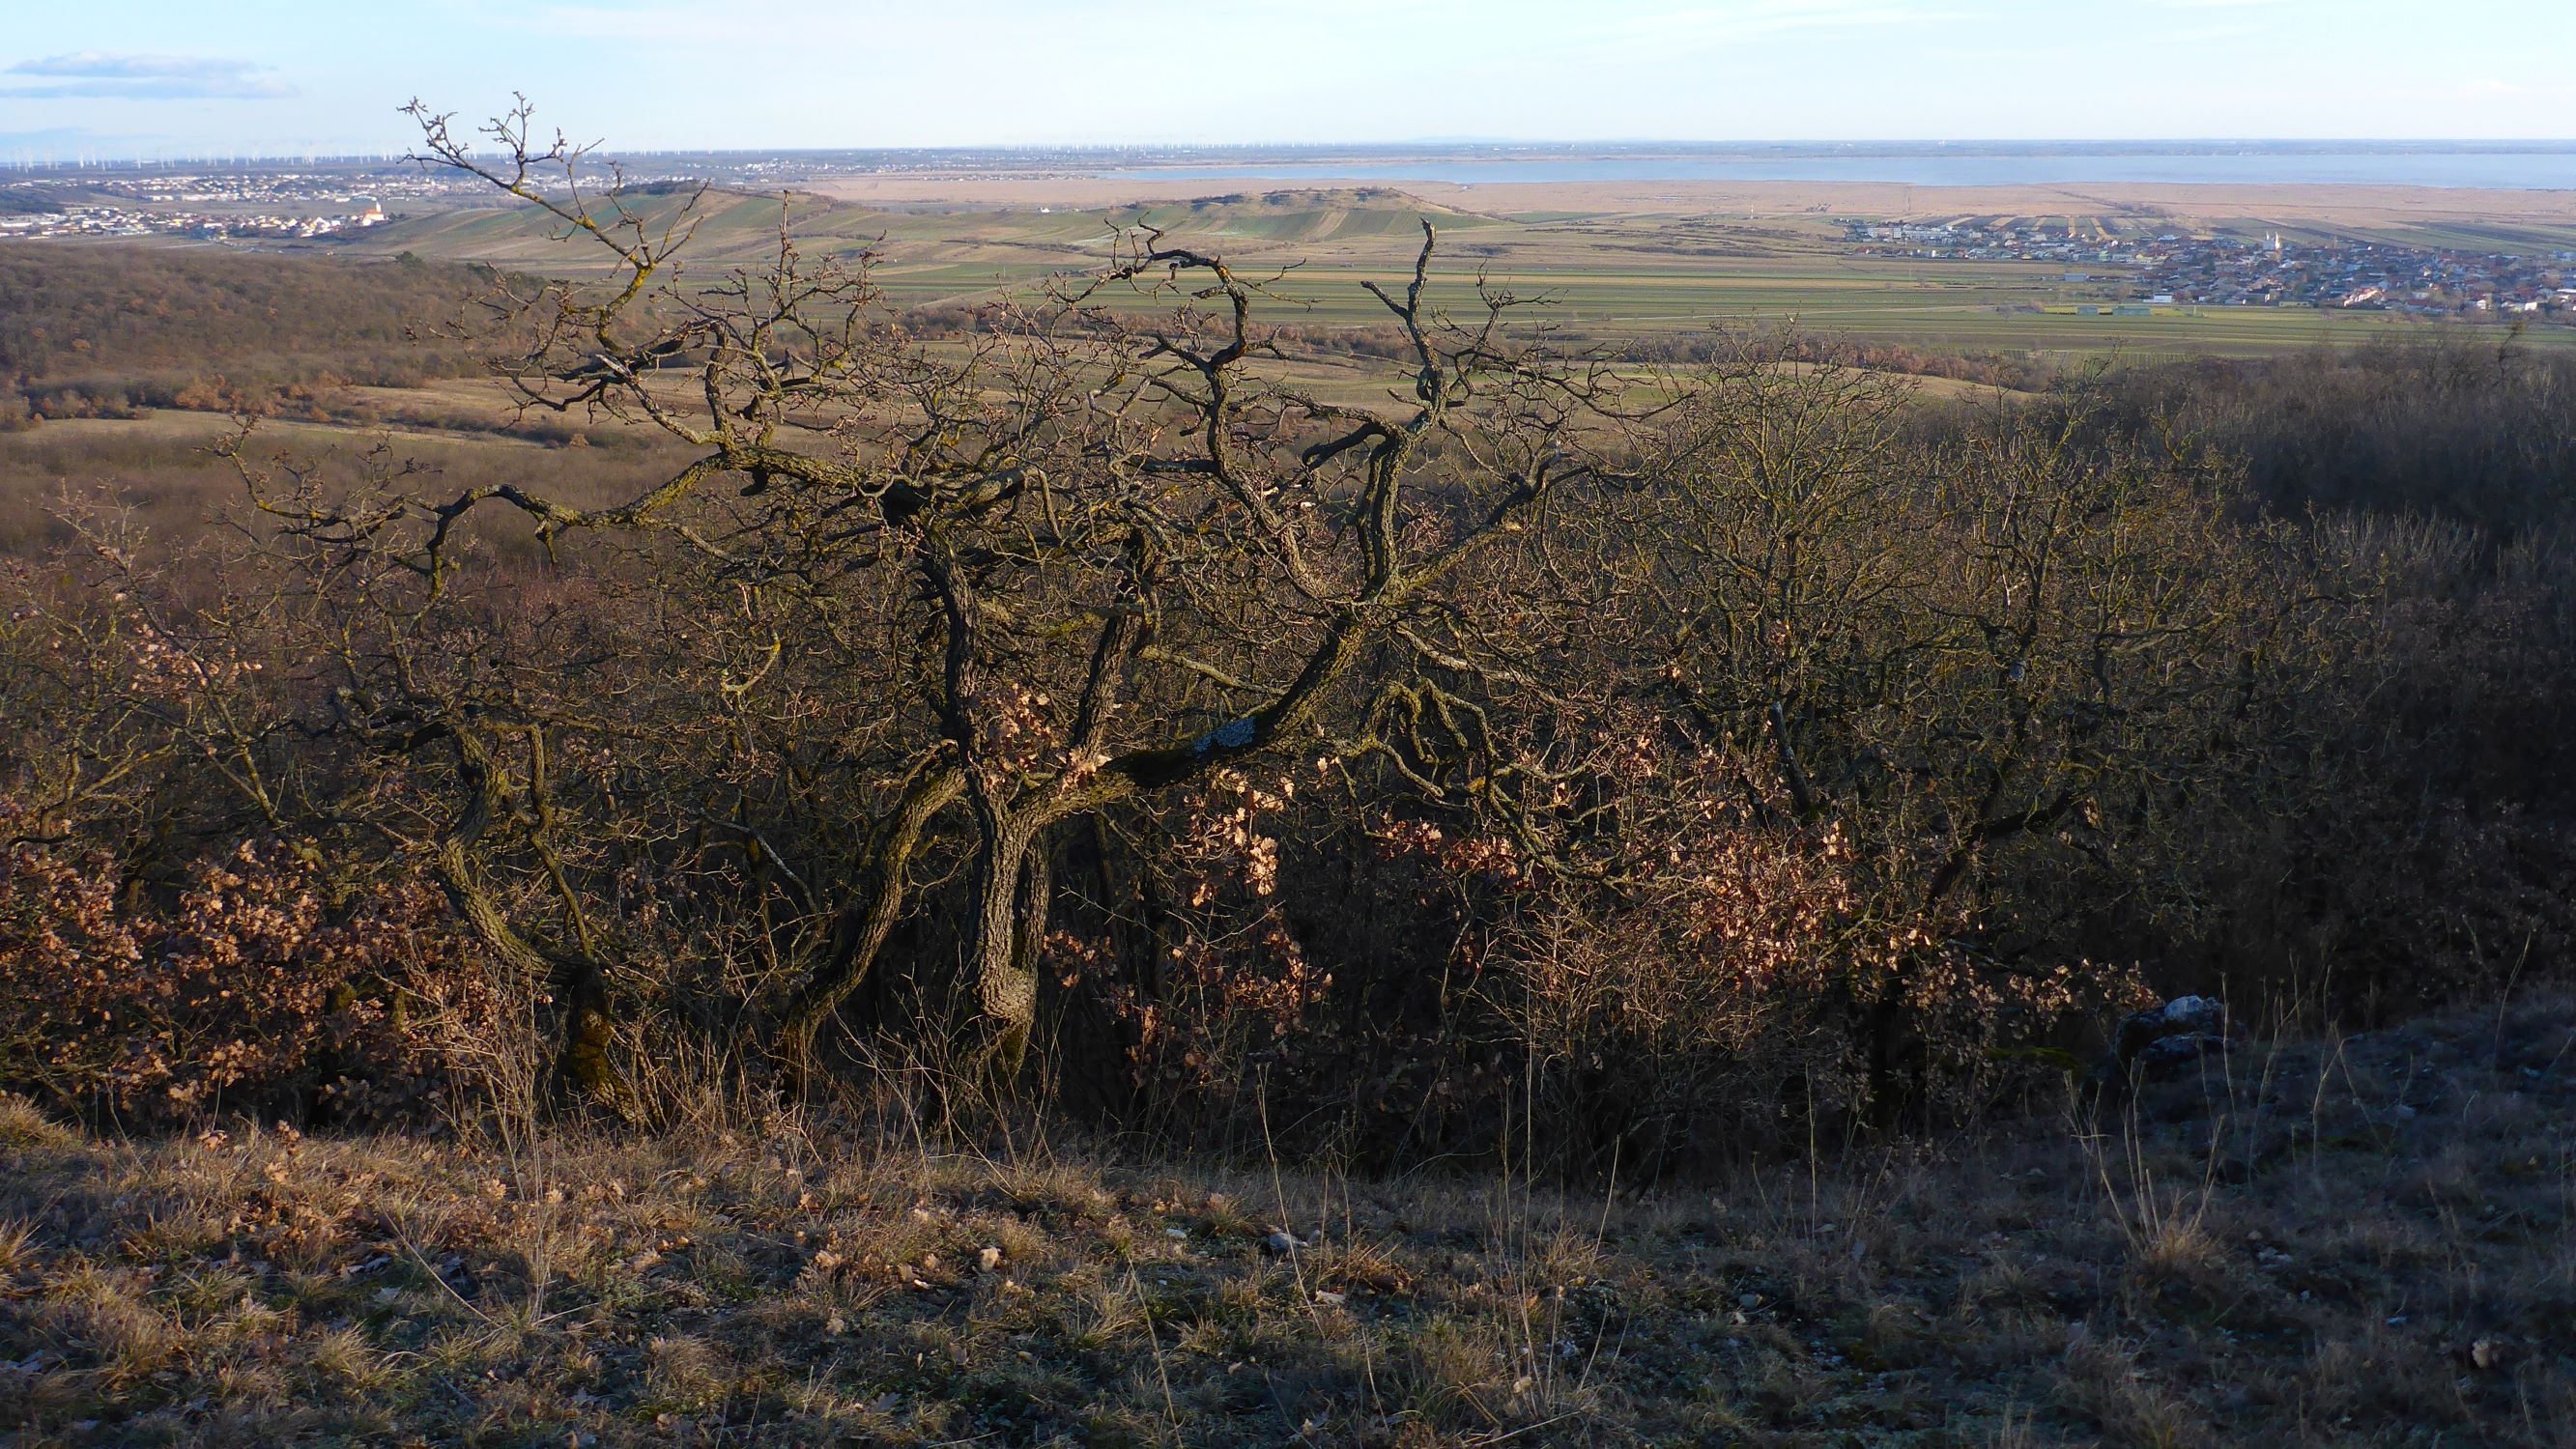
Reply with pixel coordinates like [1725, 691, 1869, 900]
[358, 187, 2574, 360]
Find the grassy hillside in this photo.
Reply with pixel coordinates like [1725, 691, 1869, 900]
[4, 184, 2573, 1449]
[4, 999, 2569, 1446]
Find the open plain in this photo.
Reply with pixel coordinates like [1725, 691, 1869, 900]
[329, 175, 2576, 361]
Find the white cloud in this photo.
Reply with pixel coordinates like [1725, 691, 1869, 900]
[2, 52, 292, 99]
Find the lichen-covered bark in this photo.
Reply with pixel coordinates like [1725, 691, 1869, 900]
[772, 764, 963, 1089]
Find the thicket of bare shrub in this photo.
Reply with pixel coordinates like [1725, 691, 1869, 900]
[0, 245, 486, 417]
[3, 112, 2570, 1174]
[2093, 338, 2576, 531]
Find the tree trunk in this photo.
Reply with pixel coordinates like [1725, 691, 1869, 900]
[432, 726, 622, 1112]
[553, 957, 617, 1098]
[773, 764, 962, 1090]
[964, 810, 1048, 1087]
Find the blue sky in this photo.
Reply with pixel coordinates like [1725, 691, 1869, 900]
[0, 0, 2568, 158]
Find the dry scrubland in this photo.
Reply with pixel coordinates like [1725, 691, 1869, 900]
[8, 151, 2576, 1447]
[5, 999, 2572, 1447]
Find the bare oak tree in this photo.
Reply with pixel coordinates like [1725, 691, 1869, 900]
[240, 100, 1627, 1096]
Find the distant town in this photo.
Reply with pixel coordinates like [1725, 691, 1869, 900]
[1848, 219, 2576, 321]
[0, 167, 469, 242]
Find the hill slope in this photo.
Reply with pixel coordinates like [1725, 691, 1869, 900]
[5, 997, 2569, 1445]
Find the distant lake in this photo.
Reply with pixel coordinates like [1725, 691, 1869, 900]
[1099, 150, 2576, 190]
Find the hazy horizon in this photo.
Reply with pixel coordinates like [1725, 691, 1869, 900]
[16, 138, 2576, 169]
[2, 1, 2569, 160]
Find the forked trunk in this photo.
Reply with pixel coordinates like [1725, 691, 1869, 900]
[773, 765, 963, 1090]
[965, 812, 1050, 1087]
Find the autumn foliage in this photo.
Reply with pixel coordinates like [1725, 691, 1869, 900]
[0, 813, 493, 1126]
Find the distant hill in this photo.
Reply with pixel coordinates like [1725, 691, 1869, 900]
[353, 185, 1502, 300]
[0, 245, 485, 412]
[0, 187, 72, 216]
[1116, 188, 1503, 243]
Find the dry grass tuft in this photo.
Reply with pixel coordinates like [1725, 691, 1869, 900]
[0, 998, 2568, 1445]
[0, 1094, 79, 1152]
